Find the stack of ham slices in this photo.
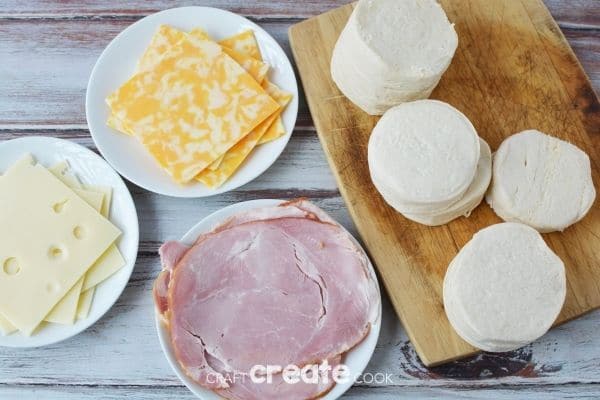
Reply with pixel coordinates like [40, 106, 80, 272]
[153, 199, 379, 400]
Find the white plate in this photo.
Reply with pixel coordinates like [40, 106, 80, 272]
[156, 199, 382, 400]
[86, 7, 299, 198]
[0, 136, 139, 348]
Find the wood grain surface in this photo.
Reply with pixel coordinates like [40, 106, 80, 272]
[290, 0, 600, 367]
[0, 1, 598, 399]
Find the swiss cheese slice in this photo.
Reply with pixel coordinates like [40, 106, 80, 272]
[0, 164, 123, 332]
[45, 187, 105, 324]
[45, 278, 84, 325]
[76, 288, 95, 320]
[0, 164, 98, 332]
[107, 27, 280, 183]
[77, 185, 118, 320]
[0, 156, 121, 334]
[49, 166, 125, 315]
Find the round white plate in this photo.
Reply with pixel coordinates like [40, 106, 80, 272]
[0, 136, 139, 348]
[156, 199, 382, 400]
[86, 7, 299, 198]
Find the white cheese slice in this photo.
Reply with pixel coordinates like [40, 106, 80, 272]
[45, 278, 84, 325]
[403, 138, 491, 225]
[443, 223, 566, 352]
[48, 161, 82, 189]
[44, 188, 105, 325]
[368, 100, 480, 213]
[76, 287, 95, 320]
[0, 313, 16, 335]
[331, 0, 458, 115]
[0, 156, 121, 335]
[486, 130, 596, 232]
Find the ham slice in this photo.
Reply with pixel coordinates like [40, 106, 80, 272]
[153, 200, 379, 399]
[215, 355, 341, 400]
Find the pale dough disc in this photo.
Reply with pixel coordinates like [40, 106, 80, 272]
[486, 130, 596, 232]
[331, 0, 458, 115]
[368, 100, 480, 212]
[444, 256, 530, 352]
[404, 138, 491, 225]
[443, 222, 566, 351]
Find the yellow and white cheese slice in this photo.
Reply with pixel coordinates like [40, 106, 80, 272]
[108, 27, 270, 137]
[195, 80, 293, 188]
[219, 30, 263, 60]
[107, 26, 280, 183]
[221, 30, 289, 145]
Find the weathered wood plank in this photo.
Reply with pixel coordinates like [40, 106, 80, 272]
[544, 0, 600, 28]
[0, 130, 339, 202]
[0, 0, 598, 30]
[1, 384, 600, 400]
[0, 20, 597, 129]
[0, 0, 348, 19]
[0, 19, 310, 129]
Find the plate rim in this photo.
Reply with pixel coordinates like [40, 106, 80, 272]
[0, 136, 139, 348]
[86, 6, 299, 198]
[155, 199, 382, 400]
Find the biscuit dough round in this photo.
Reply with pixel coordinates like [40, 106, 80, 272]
[404, 138, 491, 225]
[368, 100, 480, 211]
[443, 223, 566, 352]
[331, 0, 458, 115]
[486, 130, 595, 232]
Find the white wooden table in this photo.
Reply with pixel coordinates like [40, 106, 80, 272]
[0, 1, 598, 398]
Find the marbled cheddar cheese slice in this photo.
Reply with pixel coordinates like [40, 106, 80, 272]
[258, 81, 292, 144]
[220, 30, 290, 145]
[196, 112, 278, 189]
[219, 30, 262, 60]
[191, 28, 269, 84]
[106, 25, 188, 137]
[108, 26, 270, 137]
[196, 80, 292, 188]
[107, 31, 280, 183]
[137, 24, 187, 73]
[106, 112, 134, 136]
[260, 117, 287, 144]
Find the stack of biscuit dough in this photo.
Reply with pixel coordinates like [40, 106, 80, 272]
[368, 100, 491, 226]
[331, 0, 458, 115]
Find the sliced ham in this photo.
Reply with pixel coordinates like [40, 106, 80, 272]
[215, 355, 341, 400]
[153, 241, 189, 319]
[153, 200, 379, 399]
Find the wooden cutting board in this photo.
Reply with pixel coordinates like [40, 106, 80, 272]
[289, 0, 600, 366]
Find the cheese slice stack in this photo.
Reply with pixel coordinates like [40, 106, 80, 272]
[0, 156, 126, 336]
[106, 25, 292, 188]
[368, 100, 491, 226]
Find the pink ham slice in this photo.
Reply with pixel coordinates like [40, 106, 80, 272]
[211, 355, 341, 400]
[153, 241, 190, 319]
[153, 200, 379, 399]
